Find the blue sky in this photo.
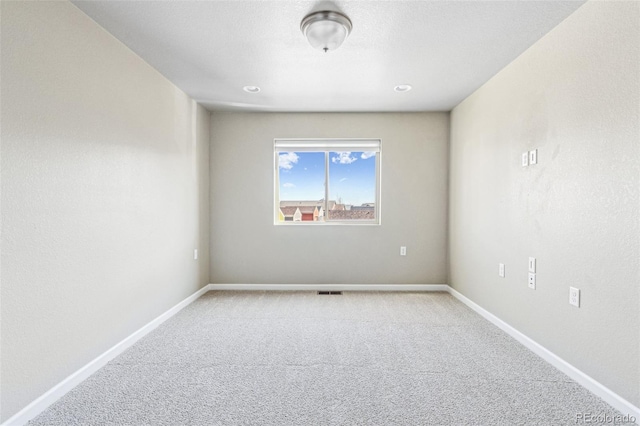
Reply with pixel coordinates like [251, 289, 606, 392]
[279, 151, 376, 205]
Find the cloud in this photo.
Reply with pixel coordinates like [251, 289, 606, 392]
[279, 152, 299, 170]
[339, 178, 348, 182]
[331, 152, 357, 164]
[283, 182, 295, 188]
[361, 152, 375, 160]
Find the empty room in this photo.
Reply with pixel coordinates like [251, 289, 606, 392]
[1, 0, 638, 425]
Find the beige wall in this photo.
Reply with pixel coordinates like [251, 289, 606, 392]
[0, 2, 210, 421]
[449, 1, 639, 406]
[210, 112, 449, 284]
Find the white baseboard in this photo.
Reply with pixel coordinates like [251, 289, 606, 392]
[209, 283, 449, 292]
[447, 286, 640, 422]
[1, 284, 212, 426]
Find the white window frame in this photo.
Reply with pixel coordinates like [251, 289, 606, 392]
[274, 138, 381, 225]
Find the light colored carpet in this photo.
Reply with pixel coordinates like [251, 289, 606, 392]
[30, 291, 631, 425]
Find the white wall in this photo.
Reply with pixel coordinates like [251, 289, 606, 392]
[0, 2, 210, 421]
[449, 0, 639, 407]
[210, 112, 449, 285]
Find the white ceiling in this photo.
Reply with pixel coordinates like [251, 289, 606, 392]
[72, 1, 585, 112]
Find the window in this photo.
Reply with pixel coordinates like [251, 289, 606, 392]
[275, 139, 381, 224]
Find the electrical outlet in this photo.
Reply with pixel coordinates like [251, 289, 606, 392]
[528, 273, 536, 289]
[194, 249, 198, 260]
[529, 149, 538, 165]
[528, 257, 536, 273]
[400, 246, 407, 256]
[522, 152, 529, 167]
[569, 287, 580, 307]
[499, 263, 505, 278]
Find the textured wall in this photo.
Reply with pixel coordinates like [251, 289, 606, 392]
[449, 1, 639, 406]
[210, 112, 449, 285]
[1, 2, 210, 421]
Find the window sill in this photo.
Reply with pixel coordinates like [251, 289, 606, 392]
[274, 221, 380, 226]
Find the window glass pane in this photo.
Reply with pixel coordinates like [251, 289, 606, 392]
[278, 151, 325, 222]
[275, 140, 380, 225]
[327, 151, 376, 221]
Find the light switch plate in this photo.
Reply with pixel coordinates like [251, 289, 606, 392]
[528, 257, 536, 273]
[499, 263, 505, 278]
[529, 149, 538, 165]
[522, 152, 529, 167]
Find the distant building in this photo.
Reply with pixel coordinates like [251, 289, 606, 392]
[279, 200, 374, 221]
[351, 205, 375, 212]
[327, 209, 375, 220]
[279, 204, 320, 221]
[328, 203, 375, 220]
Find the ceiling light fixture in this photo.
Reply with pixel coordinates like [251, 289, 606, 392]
[394, 84, 412, 92]
[301, 11, 352, 53]
[243, 86, 261, 93]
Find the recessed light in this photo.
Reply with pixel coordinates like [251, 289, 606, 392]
[243, 86, 260, 93]
[394, 84, 412, 92]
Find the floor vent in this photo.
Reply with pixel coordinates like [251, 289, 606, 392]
[318, 291, 342, 295]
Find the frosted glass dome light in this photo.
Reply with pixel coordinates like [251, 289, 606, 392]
[301, 11, 352, 53]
